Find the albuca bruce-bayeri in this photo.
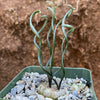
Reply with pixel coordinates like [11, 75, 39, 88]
[30, 1, 75, 90]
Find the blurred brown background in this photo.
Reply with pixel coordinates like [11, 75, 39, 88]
[0, 0, 100, 99]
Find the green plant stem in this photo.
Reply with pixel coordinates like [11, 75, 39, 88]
[58, 5, 75, 89]
[46, 1, 56, 87]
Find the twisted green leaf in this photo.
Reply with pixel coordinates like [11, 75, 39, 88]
[30, 10, 51, 76]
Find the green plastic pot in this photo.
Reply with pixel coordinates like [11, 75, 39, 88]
[0, 66, 97, 100]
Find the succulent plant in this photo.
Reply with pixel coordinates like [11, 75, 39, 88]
[30, 1, 75, 90]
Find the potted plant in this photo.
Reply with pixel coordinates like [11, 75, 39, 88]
[0, 1, 97, 100]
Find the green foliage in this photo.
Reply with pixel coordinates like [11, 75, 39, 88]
[30, 1, 75, 89]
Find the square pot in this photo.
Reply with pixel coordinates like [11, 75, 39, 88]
[0, 66, 97, 100]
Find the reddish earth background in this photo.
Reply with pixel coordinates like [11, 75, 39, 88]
[0, 0, 100, 99]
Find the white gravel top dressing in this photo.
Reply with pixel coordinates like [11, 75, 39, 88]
[4, 72, 92, 100]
